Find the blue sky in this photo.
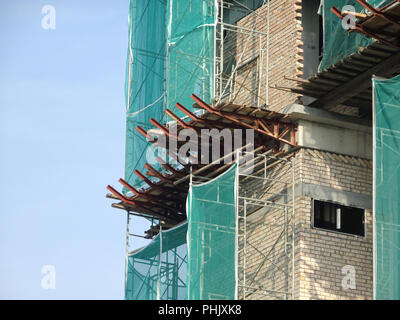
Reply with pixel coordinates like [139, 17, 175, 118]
[0, 0, 150, 299]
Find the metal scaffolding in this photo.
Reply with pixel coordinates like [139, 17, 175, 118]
[215, 0, 270, 107]
[190, 150, 296, 300]
[236, 151, 295, 300]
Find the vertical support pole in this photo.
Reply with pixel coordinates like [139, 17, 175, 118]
[291, 158, 295, 300]
[200, 227, 205, 299]
[124, 211, 131, 299]
[284, 205, 288, 300]
[126, 212, 131, 257]
[188, 166, 193, 298]
[157, 224, 162, 300]
[229, 65, 234, 102]
[235, 148, 240, 300]
[243, 199, 247, 300]
[220, 1, 224, 100]
[172, 247, 178, 300]
[166, 232, 169, 300]
[213, 0, 218, 104]
[257, 34, 262, 108]
[126, 6, 133, 112]
[380, 223, 383, 282]
[265, 0, 270, 106]
[264, 154, 267, 179]
[372, 76, 377, 300]
[284, 206, 288, 255]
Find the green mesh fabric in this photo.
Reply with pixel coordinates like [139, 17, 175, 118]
[124, 0, 167, 190]
[319, 0, 391, 71]
[373, 74, 400, 300]
[125, 222, 188, 300]
[125, 164, 238, 301]
[166, 0, 215, 118]
[124, 0, 216, 190]
[187, 164, 237, 300]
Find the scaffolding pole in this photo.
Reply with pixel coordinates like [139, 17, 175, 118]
[236, 152, 295, 300]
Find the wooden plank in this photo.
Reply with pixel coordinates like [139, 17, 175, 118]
[362, 46, 393, 57]
[317, 73, 349, 83]
[311, 51, 400, 110]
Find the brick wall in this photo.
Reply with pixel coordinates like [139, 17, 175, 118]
[294, 148, 373, 300]
[267, 0, 303, 111]
[221, 1, 302, 111]
[241, 148, 373, 300]
[295, 197, 373, 299]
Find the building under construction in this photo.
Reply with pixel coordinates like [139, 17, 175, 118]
[107, 0, 400, 300]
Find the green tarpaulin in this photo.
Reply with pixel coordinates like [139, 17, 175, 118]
[373, 74, 400, 300]
[124, 0, 216, 190]
[125, 222, 188, 300]
[125, 164, 238, 300]
[187, 164, 238, 300]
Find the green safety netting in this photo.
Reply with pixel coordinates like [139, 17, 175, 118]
[373, 74, 400, 300]
[319, 0, 392, 71]
[124, 0, 167, 191]
[125, 164, 238, 300]
[124, 0, 216, 190]
[125, 222, 188, 300]
[187, 164, 238, 300]
[167, 0, 215, 119]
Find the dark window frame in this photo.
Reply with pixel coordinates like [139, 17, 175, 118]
[311, 199, 366, 238]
